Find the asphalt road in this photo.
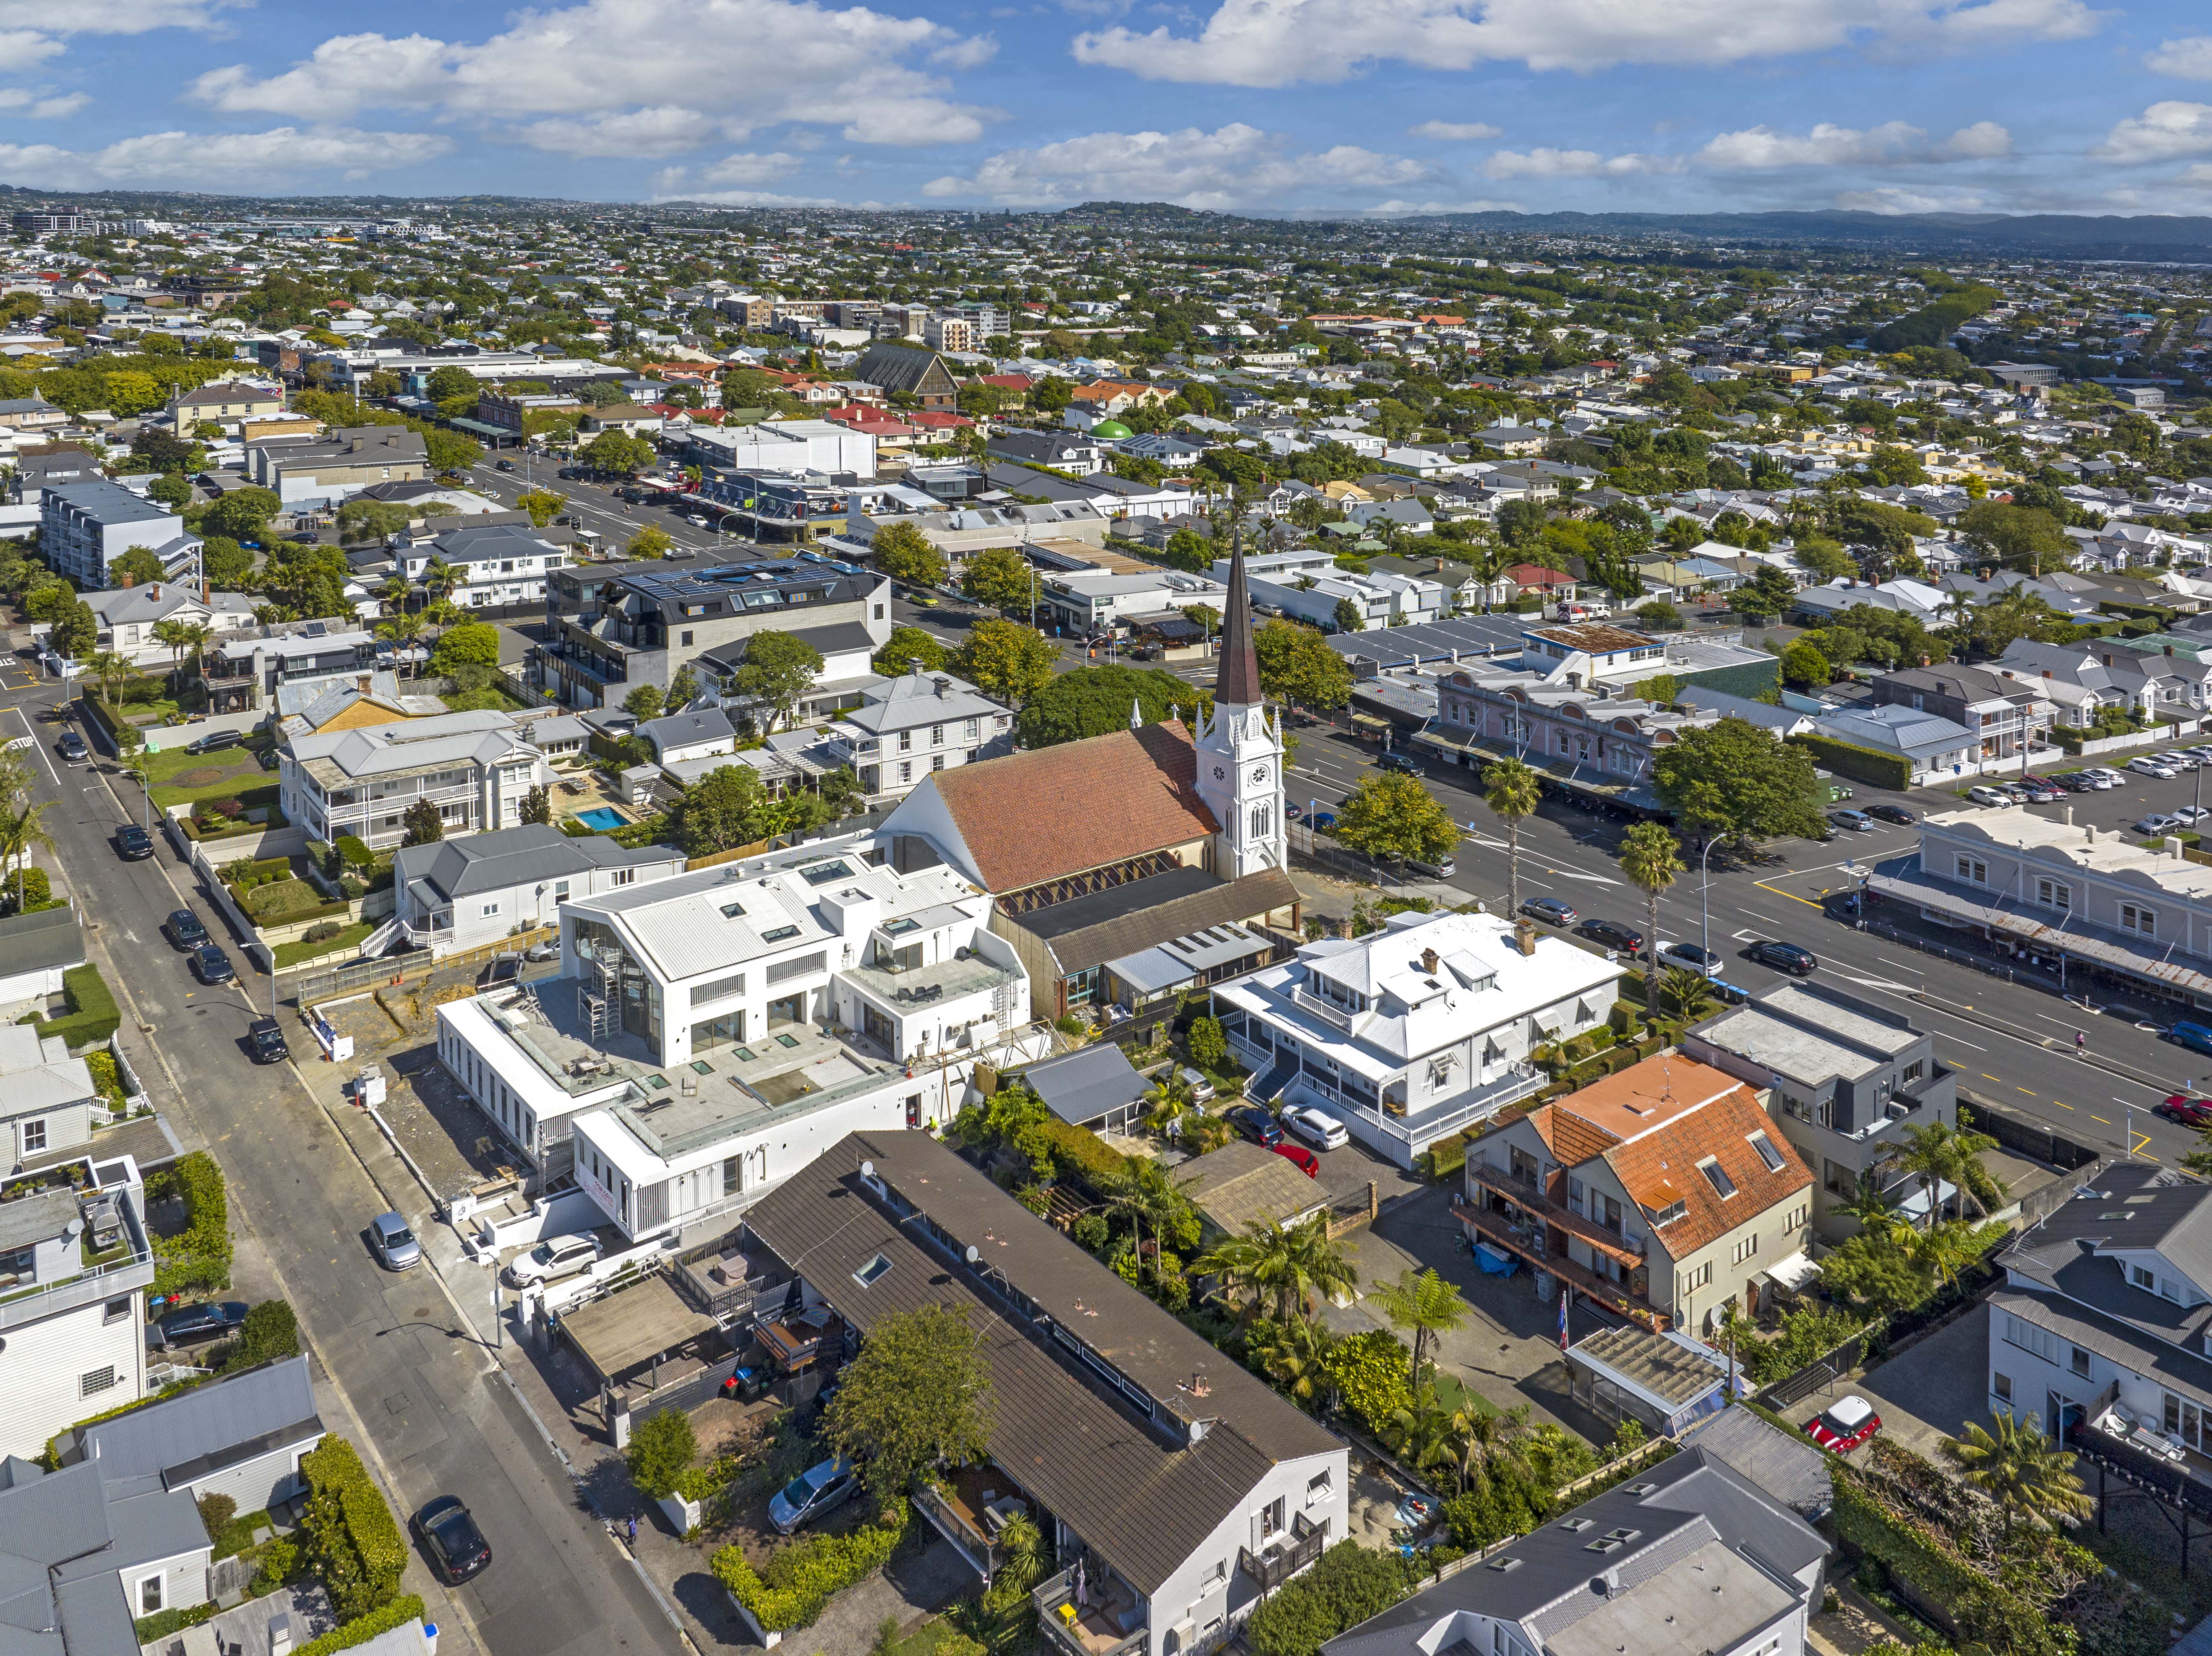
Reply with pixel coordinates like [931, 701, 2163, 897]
[12, 675, 684, 1656]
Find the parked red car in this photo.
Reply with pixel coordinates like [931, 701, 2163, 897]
[2157, 1094, 2212, 1128]
[1804, 1394, 1882, 1453]
[1271, 1141, 1320, 1179]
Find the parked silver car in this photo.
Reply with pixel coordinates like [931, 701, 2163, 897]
[370, 1211, 420, 1271]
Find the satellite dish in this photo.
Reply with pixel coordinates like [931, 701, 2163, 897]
[859, 1160, 875, 1180]
[965, 1245, 981, 1266]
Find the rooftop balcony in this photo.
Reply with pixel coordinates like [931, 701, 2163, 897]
[1034, 1568, 1145, 1656]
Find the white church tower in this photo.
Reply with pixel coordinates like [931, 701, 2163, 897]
[1193, 533, 1286, 877]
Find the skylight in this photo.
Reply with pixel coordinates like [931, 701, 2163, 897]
[1699, 1159, 1737, 1199]
[799, 859, 854, 885]
[761, 924, 801, 943]
[853, 1253, 892, 1288]
[720, 901, 746, 918]
[1748, 1131, 1784, 1173]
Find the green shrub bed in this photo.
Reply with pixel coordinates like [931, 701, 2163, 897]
[149, 1150, 231, 1297]
[298, 1436, 406, 1621]
[29, 964, 121, 1048]
[712, 1500, 908, 1632]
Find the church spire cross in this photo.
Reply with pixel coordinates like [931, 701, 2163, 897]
[1216, 526, 1263, 708]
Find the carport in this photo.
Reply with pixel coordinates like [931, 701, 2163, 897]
[558, 1273, 720, 1398]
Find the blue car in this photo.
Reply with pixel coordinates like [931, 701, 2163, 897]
[2173, 1022, 2212, 1059]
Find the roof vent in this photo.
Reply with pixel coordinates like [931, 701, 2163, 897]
[1560, 1517, 1593, 1532]
[1487, 1557, 1523, 1573]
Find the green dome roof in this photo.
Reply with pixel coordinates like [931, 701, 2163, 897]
[1090, 418, 1134, 439]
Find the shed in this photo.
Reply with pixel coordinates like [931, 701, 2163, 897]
[1022, 1042, 1150, 1135]
[1565, 1323, 1740, 1437]
[0, 904, 86, 1002]
[557, 1274, 718, 1388]
[1177, 1140, 1328, 1239]
[1677, 1405, 1834, 1520]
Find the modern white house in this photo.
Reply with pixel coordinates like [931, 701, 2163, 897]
[1212, 910, 1624, 1168]
[399, 521, 570, 610]
[389, 823, 686, 955]
[743, 1129, 1350, 1656]
[280, 710, 552, 850]
[806, 666, 1017, 802]
[435, 836, 1035, 1235]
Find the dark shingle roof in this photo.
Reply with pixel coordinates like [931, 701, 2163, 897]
[742, 1131, 1341, 1595]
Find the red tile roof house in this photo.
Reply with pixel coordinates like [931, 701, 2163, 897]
[1457, 1054, 1814, 1335]
[1503, 563, 1578, 599]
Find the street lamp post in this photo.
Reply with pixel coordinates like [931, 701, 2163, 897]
[1699, 835, 1724, 964]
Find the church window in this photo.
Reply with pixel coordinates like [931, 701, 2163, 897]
[1250, 804, 1272, 840]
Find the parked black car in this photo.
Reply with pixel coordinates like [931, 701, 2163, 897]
[1377, 751, 1422, 775]
[1865, 804, 1917, 825]
[191, 943, 235, 984]
[1578, 917, 1645, 953]
[1226, 1104, 1283, 1147]
[1748, 940, 1819, 976]
[146, 1299, 248, 1350]
[115, 824, 154, 860]
[164, 909, 207, 949]
[185, 729, 241, 755]
[55, 731, 88, 762]
[247, 1016, 289, 1063]
[412, 1495, 493, 1584]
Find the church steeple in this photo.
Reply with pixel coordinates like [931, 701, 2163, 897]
[1216, 529, 1263, 709]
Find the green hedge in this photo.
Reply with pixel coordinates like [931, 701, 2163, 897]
[294, 1596, 426, 1656]
[334, 834, 375, 869]
[26, 963, 121, 1049]
[1785, 732, 1913, 791]
[299, 1436, 407, 1621]
[712, 1500, 907, 1632]
[1833, 1481, 2068, 1656]
[1038, 1114, 1128, 1193]
[149, 1149, 231, 1297]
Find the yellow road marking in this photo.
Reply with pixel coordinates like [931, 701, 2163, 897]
[2092, 1114, 2112, 1124]
[1753, 880, 1823, 908]
[2053, 1101, 2075, 1110]
[2134, 1131, 2156, 1155]
[2018, 1087, 2036, 1096]
[1982, 1073, 2003, 1083]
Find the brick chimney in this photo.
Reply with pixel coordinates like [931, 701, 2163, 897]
[1420, 947, 1439, 974]
[1514, 918, 1538, 956]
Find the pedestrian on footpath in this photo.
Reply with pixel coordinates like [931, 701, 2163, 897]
[625, 1514, 638, 1546]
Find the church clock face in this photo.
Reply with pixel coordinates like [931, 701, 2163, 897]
[1249, 764, 1270, 785]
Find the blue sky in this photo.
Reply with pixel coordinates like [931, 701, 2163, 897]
[0, 0, 2207, 218]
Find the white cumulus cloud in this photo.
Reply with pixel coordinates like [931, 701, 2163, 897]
[1833, 184, 1992, 212]
[1072, 0, 2103, 89]
[1409, 120, 1502, 140]
[0, 127, 449, 189]
[1481, 146, 1677, 177]
[1697, 119, 2010, 168]
[2149, 36, 2212, 78]
[922, 122, 1428, 208]
[2093, 101, 2212, 163]
[189, 0, 995, 150]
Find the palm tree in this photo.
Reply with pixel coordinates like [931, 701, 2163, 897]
[1482, 757, 1542, 921]
[1106, 1158, 1198, 1291]
[989, 1512, 1047, 1597]
[1883, 1119, 2001, 1228]
[421, 556, 463, 612]
[1658, 966, 1719, 1024]
[1141, 1067, 1196, 1132]
[378, 572, 411, 616]
[1617, 822, 1683, 1022]
[1247, 1313, 1340, 1409]
[1194, 1214, 1358, 1323]
[1943, 1413, 2092, 1543]
[378, 607, 427, 676]
[0, 794, 57, 914]
[1451, 1402, 1534, 1494]
[1381, 1387, 1461, 1485]
[86, 649, 135, 708]
[1906, 1220, 1980, 1294]
[1373, 1268, 1470, 1386]
[1835, 1169, 1908, 1239]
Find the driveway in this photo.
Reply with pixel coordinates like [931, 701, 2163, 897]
[1851, 1306, 1993, 1463]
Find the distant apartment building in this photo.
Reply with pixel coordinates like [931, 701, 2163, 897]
[39, 479, 201, 591]
[280, 709, 550, 850]
[245, 424, 429, 507]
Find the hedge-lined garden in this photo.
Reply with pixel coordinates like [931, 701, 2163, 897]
[298, 1436, 407, 1620]
[21, 963, 121, 1048]
[712, 1500, 909, 1632]
[1785, 732, 1913, 790]
[148, 1150, 231, 1297]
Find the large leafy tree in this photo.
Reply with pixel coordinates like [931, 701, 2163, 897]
[728, 629, 824, 734]
[1252, 618, 1351, 711]
[951, 618, 1056, 706]
[1957, 500, 2072, 577]
[1014, 663, 1210, 748]
[1333, 772, 1458, 869]
[961, 544, 1035, 614]
[871, 624, 949, 677]
[200, 486, 281, 544]
[1649, 717, 1826, 843]
[869, 520, 946, 588]
[824, 1304, 994, 1506]
[668, 764, 766, 856]
[582, 430, 654, 475]
[430, 620, 500, 675]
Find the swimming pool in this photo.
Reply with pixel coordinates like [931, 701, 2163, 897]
[574, 807, 629, 831]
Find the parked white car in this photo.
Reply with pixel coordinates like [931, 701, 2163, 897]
[2129, 756, 2179, 779]
[1967, 786, 2011, 807]
[503, 1232, 603, 1287]
[2084, 768, 2124, 789]
[1283, 1104, 1349, 1151]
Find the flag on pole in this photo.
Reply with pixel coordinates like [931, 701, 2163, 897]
[1558, 1285, 1570, 1350]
